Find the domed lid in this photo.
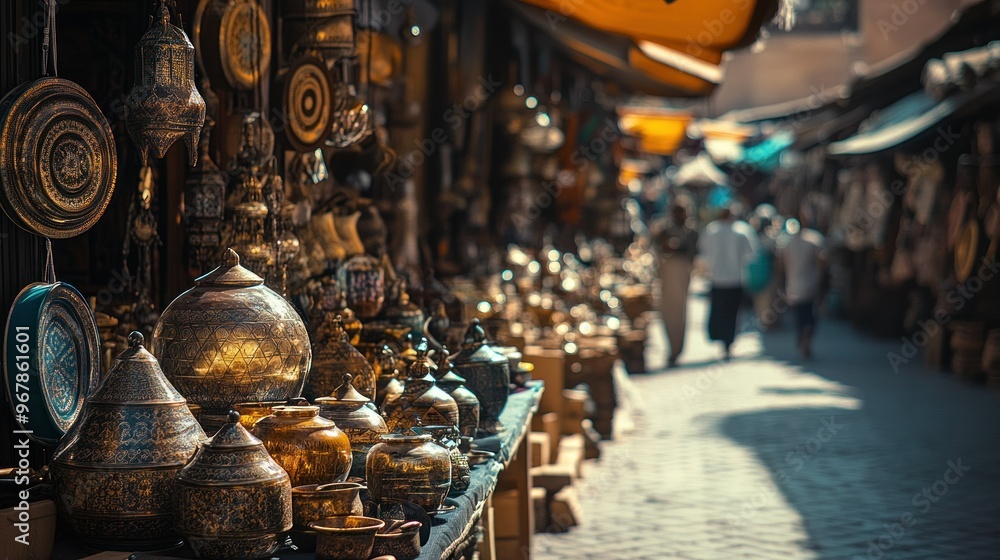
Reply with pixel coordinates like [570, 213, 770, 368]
[209, 411, 264, 449]
[435, 347, 467, 385]
[272, 404, 321, 418]
[194, 248, 263, 288]
[453, 319, 506, 366]
[317, 373, 369, 404]
[138, 2, 193, 49]
[89, 331, 186, 404]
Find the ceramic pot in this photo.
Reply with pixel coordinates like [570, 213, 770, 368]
[312, 212, 347, 262]
[50, 332, 205, 551]
[338, 255, 384, 319]
[252, 404, 352, 487]
[310, 516, 385, 560]
[452, 319, 509, 435]
[152, 249, 311, 416]
[175, 411, 292, 559]
[316, 373, 389, 478]
[366, 433, 451, 512]
[381, 342, 458, 433]
[304, 314, 377, 402]
[435, 348, 480, 440]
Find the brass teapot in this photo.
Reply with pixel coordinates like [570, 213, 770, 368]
[50, 332, 205, 551]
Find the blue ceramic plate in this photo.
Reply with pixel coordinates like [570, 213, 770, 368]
[4, 282, 101, 445]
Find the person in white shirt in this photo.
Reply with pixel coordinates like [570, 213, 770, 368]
[779, 218, 826, 358]
[697, 205, 758, 360]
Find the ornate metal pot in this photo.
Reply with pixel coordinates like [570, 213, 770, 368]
[125, 1, 205, 166]
[452, 319, 510, 435]
[435, 348, 480, 440]
[316, 373, 389, 478]
[338, 254, 385, 319]
[175, 411, 292, 559]
[303, 314, 376, 402]
[419, 425, 470, 495]
[49, 332, 205, 551]
[366, 433, 452, 513]
[381, 344, 458, 433]
[152, 249, 311, 417]
[252, 403, 352, 487]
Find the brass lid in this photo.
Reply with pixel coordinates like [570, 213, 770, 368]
[453, 319, 506, 366]
[194, 248, 263, 287]
[435, 347, 467, 385]
[89, 331, 186, 404]
[272, 404, 321, 418]
[328, 373, 369, 403]
[208, 411, 264, 449]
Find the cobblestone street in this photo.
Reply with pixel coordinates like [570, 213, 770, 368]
[534, 292, 1000, 559]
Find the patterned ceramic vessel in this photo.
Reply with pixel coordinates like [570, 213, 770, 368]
[175, 411, 292, 559]
[304, 315, 376, 402]
[316, 373, 389, 478]
[152, 249, 312, 416]
[434, 348, 480, 440]
[125, 1, 205, 166]
[252, 404, 352, 487]
[311, 516, 385, 560]
[381, 343, 458, 434]
[50, 332, 205, 551]
[366, 433, 451, 513]
[372, 523, 422, 560]
[452, 319, 509, 435]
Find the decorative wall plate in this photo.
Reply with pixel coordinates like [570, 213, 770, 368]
[284, 56, 334, 153]
[0, 77, 117, 238]
[4, 282, 101, 445]
[219, 0, 272, 91]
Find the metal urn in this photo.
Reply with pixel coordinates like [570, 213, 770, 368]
[252, 403, 353, 487]
[125, 1, 205, 166]
[175, 411, 293, 559]
[152, 249, 312, 422]
[435, 347, 480, 441]
[303, 314, 377, 402]
[381, 342, 459, 434]
[452, 319, 510, 435]
[50, 332, 206, 551]
[316, 373, 389, 479]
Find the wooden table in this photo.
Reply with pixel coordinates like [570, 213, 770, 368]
[54, 384, 545, 560]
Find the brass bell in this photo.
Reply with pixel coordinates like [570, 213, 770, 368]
[125, 1, 206, 166]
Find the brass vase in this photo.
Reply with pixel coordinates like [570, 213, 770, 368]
[303, 314, 377, 402]
[381, 342, 459, 433]
[252, 404, 353, 487]
[435, 347, 480, 440]
[50, 332, 206, 551]
[175, 411, 293, 559]
[452, 319, 510, 435]
[125, 1, 205, 165]
[152, 249, 312, 417]
[316, 373, 389, 479]
[366, 433, 452, 513]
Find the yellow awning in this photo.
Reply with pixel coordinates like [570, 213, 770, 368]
[619, 108, 693, 156]
[521, 0, 780, 52]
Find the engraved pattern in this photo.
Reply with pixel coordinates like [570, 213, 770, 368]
[285, 58, 332, 151]
[366, 437, 451, 512]
[219, 0, 271, 91]
[55, 405, 203, 464]
[305, 319, 376, 402]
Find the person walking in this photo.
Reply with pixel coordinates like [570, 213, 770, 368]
[656, 201, 699, 367]
[780, 218, 826, 358]
[697, 204, 758, 360]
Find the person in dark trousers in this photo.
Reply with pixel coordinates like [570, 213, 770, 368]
[697, 205, 758, 360]
[779, 218, 826, 358]
[655, 200, 699, 367]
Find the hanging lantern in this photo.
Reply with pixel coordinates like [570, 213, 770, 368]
[125, 1, 206, 166]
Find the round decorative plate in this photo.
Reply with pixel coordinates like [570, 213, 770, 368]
[4, 282, 101, 445]
[955, 221, 979, 282]
[284, 56, 334, 153]
[0, 77, 117, 238]
[219, 0, 272, 91]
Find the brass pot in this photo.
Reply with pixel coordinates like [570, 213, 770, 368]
[310, 516, 385, 560]
[252, 404, 352, 487]
[366, 433, 451, 513]
[152, 249, 311, 417]
[372, 522, 422, 560]
[452, 319, 509, 435]
[373, 344, 405, 408]
[175, 411, 292, 559]
[304, 314, 376, 402]
[420, 425, 470, 495]
[316, 373, 389, 478]
[290, 481, 365, 552]
[381, 343, 458, 434]
[435, 348, 480, 440]
[50, 332, 205, 551]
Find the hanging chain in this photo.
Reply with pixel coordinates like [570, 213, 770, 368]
[41, 0, 58, 76]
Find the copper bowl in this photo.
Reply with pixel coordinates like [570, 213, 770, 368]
[310, 516, 385, 560]
[372, 521, 422, 559]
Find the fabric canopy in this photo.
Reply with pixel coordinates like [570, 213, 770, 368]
[619, 108, 693, 155]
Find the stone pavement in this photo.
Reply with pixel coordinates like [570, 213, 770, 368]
[533, 292, 1000, 560]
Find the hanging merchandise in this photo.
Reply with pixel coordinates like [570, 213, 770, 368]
[125, 0, 206, 166]
[328, 61, 372, 148]
[120, 167, 161, 339]
[284, 56, 336, 153]
[183, 120, 226, 273]
[0, 0, 116, 239]
[195, 0, 271, 91]
[280, 0, 355, 63]
[3, 242, 102, 446]
[230, 114, 276, 280]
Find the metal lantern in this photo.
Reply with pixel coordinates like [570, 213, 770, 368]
[125, 1, 206, 166]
